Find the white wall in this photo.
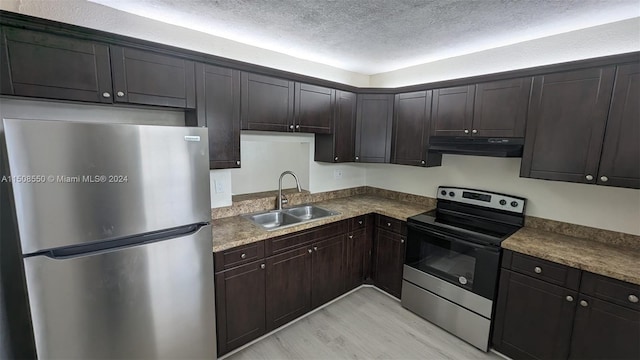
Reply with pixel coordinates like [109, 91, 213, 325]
[370, 18, 640, 87]
[365, 156, 640, 236]
[0, 0, 369, 87]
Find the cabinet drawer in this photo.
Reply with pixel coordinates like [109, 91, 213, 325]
[504, 251, 581, 290]
[580, 272, 640, 311]
[349, 215, 368, 231]
[214, 242, 265, 272]
[376, 215, 405, 234]
[266, 220, 347, 256]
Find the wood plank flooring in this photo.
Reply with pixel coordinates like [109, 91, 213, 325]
[225, 287, 502, 360]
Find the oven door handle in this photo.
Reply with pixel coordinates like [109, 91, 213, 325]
[407, 222, 496, 250]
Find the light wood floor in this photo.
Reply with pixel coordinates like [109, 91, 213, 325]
[225, 287, 502, 360]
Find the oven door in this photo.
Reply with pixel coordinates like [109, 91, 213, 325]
[405, 222, 501, 300]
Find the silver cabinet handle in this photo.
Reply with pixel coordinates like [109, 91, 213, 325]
[358, 220, 363, 225]
[472, 129, 478, 134]
[585, 174, 594, 181]
[580, 300, 589, 307]
[313, 246, 318, 251]
[400, 238, 405, 243]
[334, 157, 338, 161]
[236, 160, 241, 166]
[421, 160, 425, 165]
[355, 156, 359, 160]
[102, 92, 111, 98]
[116, 91, 125, 97]
[295, 125, 300, 129]
[387, 222, 392, 227]
[349, 235, 353, 239]
[534, 266, 542, 274]
[241, 253, 246, 259]
[289, 125, 294, 130]
[566, 295, 574, 302]
[260, 264, 265, 269]
[629, 294, 639, 303]
[600, 175, 609, 182]
[308, 249, 312, 254]
[464, 129, 470, 134]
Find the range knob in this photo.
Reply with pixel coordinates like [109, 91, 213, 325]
[499, 199, 507, 206]
[441, 190, 447, 196]
[449, 192, 455, 197]
[511, 201, 519, 207]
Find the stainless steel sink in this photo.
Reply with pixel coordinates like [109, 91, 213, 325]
[243, 205, 340, 231]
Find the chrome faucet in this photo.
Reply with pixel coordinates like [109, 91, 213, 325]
[277, 171, 302, 210]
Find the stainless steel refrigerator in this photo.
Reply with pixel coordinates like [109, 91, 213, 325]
[0, 119, 216, 358]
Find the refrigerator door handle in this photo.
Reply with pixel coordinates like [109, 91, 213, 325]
[30, 223, 208, 259]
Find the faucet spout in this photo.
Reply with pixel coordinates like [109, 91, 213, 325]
[277, 171, 302, 210]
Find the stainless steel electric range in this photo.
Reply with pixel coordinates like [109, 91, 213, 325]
[401, 186, 526, 351]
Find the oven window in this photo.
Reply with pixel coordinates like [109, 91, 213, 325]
[406, 229, 479, 290]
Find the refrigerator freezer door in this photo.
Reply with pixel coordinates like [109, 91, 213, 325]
[3, 119, 211, 254]
[22, 224, 215, 359]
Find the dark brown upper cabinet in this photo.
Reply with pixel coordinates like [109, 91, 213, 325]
[473, 78, 531, 137]
[295, 83, 335, 134]
[0, 26, 112, 103]
[241, 72, 294, 132]
[314, 90, 357, 163]
[355, 94, 394, 163]
[596, 63, 640, 189]
[430, 85, 475, 137]
[110, 46, 195, 109]
[193, 63, 241, 169]
[392, 91, 441, 167]
[520, 66, 616, 185]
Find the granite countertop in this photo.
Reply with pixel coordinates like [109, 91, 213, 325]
[503, 227, 640, 285]
[211, 194, 433, 252]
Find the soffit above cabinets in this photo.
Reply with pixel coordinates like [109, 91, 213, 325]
[88, 0, 639, 75]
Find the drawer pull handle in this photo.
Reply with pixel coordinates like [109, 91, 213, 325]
[240, 253, 246, 259]
[629, 295, 639, 303]
[260, 264, 265, 269]
[534, 266, 542, 274]
[566, 295, 574, 302]
[580, 300, 589, 307]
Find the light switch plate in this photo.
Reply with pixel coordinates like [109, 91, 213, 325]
[214, 179, 225, 193]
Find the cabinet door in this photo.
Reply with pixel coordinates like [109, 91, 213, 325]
[311, 235, 345, 308]
[295, 83, 334, 134]
[0, 27, 112, 103]
[597, 63, 640, 189]
[194, 64, 241, 169]
[215, 261, 266, 356]
[568, 295, 640, 359]
[520, 67, 616, 184]
[372, 228, 405, 298]
[473, 78, 531, 137]
[345, 228, 367, 291]
[241, 73, 294, 132]
[430, 85, 475, 137]
[355, 94, 394, 163]
[265, 247, 311, 331]
[314, 90, 356, 162]
[492, 270, 577, 360]
[392, 91, 432, 166]
[110, 46, 195, 108]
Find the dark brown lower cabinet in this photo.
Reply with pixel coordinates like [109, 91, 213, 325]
[569, 295, 640, 360]
[493, 251, 640, 360]
[492, 270, 577, 359]
[311, 235, 345, 308]
[345, 228, 368, 291]
[372, 224, 406, 298]
[214, 260, 266, 356]
[265, 246, 312, 331]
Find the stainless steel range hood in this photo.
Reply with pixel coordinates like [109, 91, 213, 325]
[428, 137, 524, 157]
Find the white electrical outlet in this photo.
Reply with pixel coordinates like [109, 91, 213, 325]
[333, 169, 343, 180]
[214, 179, 225, 194]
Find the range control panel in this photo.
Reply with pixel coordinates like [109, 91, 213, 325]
[436, 186, 526, 214]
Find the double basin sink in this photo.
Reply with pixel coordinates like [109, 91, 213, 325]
[243, 205, 340, 231]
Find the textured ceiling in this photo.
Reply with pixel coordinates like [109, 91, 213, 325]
[88, 0, 640, 74]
